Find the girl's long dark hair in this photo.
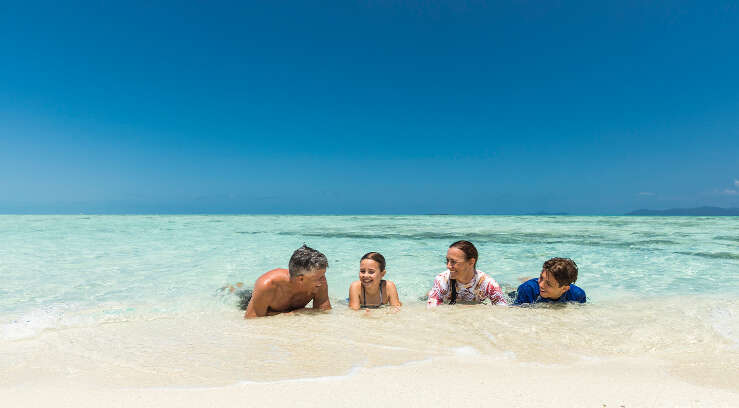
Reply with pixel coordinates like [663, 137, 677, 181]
[448, 240, 478, 305]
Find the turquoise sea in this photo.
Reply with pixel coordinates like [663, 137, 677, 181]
[2, 215, 738, 316]
[1, 215, 738, 388]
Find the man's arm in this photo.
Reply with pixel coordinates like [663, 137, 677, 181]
[312, 275, 331, 310]
[244, 281, 275, 319]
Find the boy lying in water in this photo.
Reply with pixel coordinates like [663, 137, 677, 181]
[513, 257, 586, 305]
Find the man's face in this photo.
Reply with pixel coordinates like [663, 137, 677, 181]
[300, 268, 327, 291]
[538, 268, 570, 299]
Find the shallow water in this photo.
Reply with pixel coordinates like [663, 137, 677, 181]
[1, 215, 737, 389]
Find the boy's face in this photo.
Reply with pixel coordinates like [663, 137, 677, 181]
[538, 268, 570, 299]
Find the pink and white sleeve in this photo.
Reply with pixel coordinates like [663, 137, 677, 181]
[485, 279, 508, 306]
[427, 275, 448, 308]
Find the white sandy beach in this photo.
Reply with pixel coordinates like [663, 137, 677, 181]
[2, 300, 737, 407]
[3, 355, 738, 408]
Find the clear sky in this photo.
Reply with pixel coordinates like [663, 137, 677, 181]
[1, 1, 738, 214]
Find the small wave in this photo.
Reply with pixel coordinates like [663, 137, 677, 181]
[276, 231, 598, 244]
[236, 365, 363, 385]
[451, 346, 480, 356]
[635, 239, 678, 245]
[674, 251, 739, 260]
[0, 304, 80, 341]
[572, 239, 678, 250]
[714, 235, 739, 243]
[710, 307, 738, 348]
[0, 303, 138, 341]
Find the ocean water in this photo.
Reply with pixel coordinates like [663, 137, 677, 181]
[1, 215, 738, 389]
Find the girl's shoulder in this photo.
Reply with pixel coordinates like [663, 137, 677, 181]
[349, 280, 362, 291]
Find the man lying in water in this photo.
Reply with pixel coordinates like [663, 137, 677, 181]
[242, 244, 331, 318]
[513, 257, 586, 305]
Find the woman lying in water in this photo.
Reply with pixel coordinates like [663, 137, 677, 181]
[426, 240, 508, 307]
[348, 252, 402, 310]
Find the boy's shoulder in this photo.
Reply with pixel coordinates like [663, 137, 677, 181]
[513, 278, 540, 305]
[566, 284, 586, 302]
[518, 278, 540, 291]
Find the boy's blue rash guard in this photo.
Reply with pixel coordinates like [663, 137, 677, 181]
[513, 278, 586, 305]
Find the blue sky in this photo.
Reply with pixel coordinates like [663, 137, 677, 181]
[1, 1, 738, 214]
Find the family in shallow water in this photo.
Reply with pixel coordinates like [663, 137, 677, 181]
[238, 240, 586, 318]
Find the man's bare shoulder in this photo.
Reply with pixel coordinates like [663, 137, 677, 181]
[254, 268, 290, 290]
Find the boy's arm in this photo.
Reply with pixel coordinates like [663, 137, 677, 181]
[574, 287, 587, 303]
[513, 282, 536, 305]
[312, 275, 331, 310]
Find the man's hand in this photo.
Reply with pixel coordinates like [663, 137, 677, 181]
[312, 275, 331, 311]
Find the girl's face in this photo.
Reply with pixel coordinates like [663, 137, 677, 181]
[359, 259, 386, 288]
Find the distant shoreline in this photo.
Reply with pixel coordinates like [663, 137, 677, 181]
[625, 206, 739, 216]
[0, 207, 737, 216]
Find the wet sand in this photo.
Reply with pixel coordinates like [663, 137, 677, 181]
[2, 299, 738, 407]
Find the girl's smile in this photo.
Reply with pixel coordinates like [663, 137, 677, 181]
[359, 259, 385, 288]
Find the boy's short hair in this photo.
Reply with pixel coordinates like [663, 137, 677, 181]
[288, 244, 328, 278]
[543, 258, 578, 286]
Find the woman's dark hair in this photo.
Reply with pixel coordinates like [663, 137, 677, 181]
[448, 240, 478, 305]
[360, 252, 386, 271]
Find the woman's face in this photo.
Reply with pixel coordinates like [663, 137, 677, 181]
[359, 259, 385, 289]
[446, 247, 474, 280]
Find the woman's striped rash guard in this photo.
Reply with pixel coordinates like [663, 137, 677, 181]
[427, 270, 508, 307]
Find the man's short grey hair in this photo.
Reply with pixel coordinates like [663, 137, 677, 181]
[288, 244, 328, 278]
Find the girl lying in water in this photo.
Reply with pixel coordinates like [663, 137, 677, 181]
[348, 252, 402, 310]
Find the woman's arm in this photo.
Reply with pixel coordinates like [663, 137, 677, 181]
[427, 274, 448, 308]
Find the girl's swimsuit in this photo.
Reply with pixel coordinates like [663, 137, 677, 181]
[426, 269, 507, 307]
[360, 280, 386, 309]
